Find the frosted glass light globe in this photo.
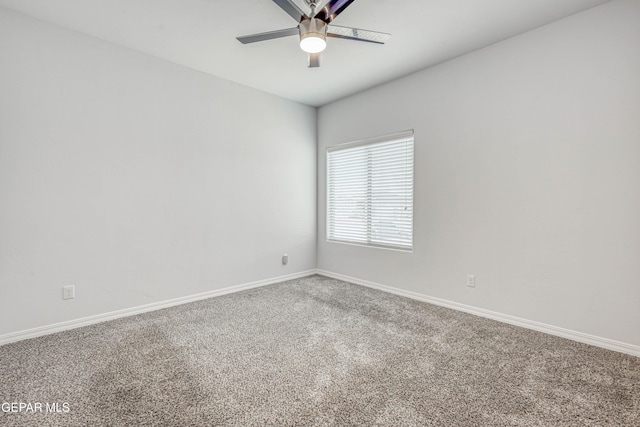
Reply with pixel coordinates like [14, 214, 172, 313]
[300, 36, 327, 53]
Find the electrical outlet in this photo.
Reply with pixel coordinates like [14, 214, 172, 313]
[63, 285, 75, 300]
[467, 275, 475, 288]
[282, 254, 288, 265]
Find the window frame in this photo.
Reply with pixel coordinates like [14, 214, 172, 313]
[326, 130, 414, 252]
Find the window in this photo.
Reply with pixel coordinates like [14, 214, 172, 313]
[327, 130, 414, 251]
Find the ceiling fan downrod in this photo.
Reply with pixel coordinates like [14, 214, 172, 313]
[305, 0, 317, 16]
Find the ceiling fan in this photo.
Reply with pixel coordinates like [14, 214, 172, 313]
[236, 0, 391, 68]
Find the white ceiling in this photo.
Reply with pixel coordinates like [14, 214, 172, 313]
[0, 0, 610, 106]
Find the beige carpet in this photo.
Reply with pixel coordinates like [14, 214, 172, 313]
[1, 275, 638, 426]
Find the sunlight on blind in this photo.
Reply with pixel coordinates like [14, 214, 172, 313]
[327, 131, 414, 251]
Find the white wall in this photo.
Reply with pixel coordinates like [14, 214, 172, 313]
[0, 8, 316, 336]
[318, 0, 640, 347]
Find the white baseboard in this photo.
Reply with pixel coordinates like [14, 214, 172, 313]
[317, 269, 640, 358]
[0, 269, 317, 346]
[4, 269, 638, 357]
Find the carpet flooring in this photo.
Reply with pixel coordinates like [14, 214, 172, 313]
[0, 275, 638, 426]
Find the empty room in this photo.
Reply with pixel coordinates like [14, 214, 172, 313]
[1, 0, 638, 425]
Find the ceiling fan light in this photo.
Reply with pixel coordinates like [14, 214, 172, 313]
[300, 35, 326, 53]
[299, 18, 327, 53]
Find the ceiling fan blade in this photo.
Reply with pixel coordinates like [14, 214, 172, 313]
[236, 27, 299, 44]
[314, 0, 355, 23]
[272, 0, 307, 22]
[308, 53, 320, 68]
[327, 25, 391, 44]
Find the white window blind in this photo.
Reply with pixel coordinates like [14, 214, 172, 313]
[327, 131, 414, 251]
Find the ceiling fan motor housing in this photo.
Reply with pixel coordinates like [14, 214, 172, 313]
[299, 18, 328, 53]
